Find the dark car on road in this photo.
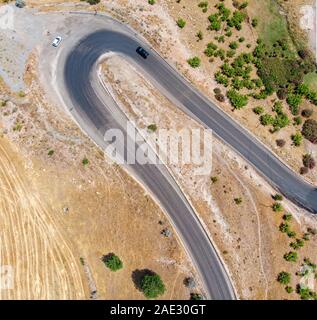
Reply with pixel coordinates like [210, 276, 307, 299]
[136, 46, 149, 59]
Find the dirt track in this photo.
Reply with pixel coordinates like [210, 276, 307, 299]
[0, 139, 86, 299]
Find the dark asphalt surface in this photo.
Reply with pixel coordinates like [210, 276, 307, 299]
[63, 29, 317, 300]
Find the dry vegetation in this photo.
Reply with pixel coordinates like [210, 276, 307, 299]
[0, 52, 194, 299]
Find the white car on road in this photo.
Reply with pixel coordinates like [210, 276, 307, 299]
[52, 36, 62, 47]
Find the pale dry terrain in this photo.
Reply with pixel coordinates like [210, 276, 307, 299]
[0, 138, 86, 299]
[0, 49, 194, 299]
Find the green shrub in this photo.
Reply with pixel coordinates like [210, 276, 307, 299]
[148, 0, 155, 4]
[284, 251, 298, 262]
[273, 194, 283, 201]
[214, 49, 226, 60]
[297, 286, 317, 300]
[215, 72, 229, 87]
[260, 114, 274, 126]
[208, 14, 221, 31]
[177, 18, 186, 28]
[198, 1, 208, 10]
[273, 113, 290, 130]
[225, 30, 233, 37]
[277, 271, 290, 285]
[251, 18, 258, 28]
[102, 254, 123, 271]
[227, 90, 248, 109]
[196, 30, 203, 41]
[187, 57, 201, 68]
[272, 202, 283, 212]
[141, 274, 166, 299]
[290, 239, 304, 250]
[204, 42, 217, 57]
[226, 49, 236, 58]
[283, 214, 292, 222]
[190, 293, 203, 300]
[228, 10, 247, 30]
[253, 106, 264, 115]
[147, 124, 157, 132]
[279, 223, 290, 233]
[82, 158, 89, 165]
[287, 230, 296, 238]
[293, 116, 302, 126]
[291, 132, 303, 146]
[287, 93, 302, 115]
[239, 2, 248, 10]
[229, 41, 238, 50]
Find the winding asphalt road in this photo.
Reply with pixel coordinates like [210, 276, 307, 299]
[62, 26, 317, 300]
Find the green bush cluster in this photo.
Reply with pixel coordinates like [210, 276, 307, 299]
[253, 39, 315, 96]
[226, 89, 248, 109]
[208, 3, 246, 32]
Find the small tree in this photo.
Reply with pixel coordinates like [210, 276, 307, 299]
[273, 194, 283, 201]
[279, 223, 290, 233]
[187, 56, 201, 68]
[141, 274, 166, 299]
[82, 157, 89, 166]
[147, 124, 157, 132]
[102, 253, 123, 272]
[196, 31, 203, 41]
[253, 106, 264, 115]
[251, 18, 258, 28]
[277, 271, 291, 285]
[287, 230, 296, 238]
[190, 292, 203, 300]
[260, 114, 274, 126]
[272, 202, 283, 212]
[86, 0, 101, 4]
[283, 214, 292, 222]
[177, 18, 186, 28]
[227, 90, 248, 109]
[291, 132, 303, 147]
[284, 251, 298, 262]
[290, 239, 304, 250]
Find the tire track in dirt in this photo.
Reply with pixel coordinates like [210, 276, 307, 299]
[0, 141, 86, 299]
